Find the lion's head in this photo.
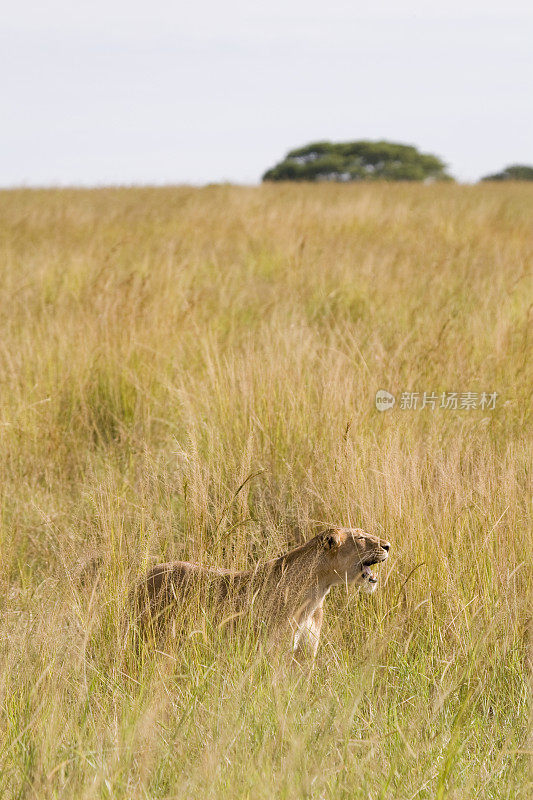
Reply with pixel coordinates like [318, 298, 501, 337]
[320, 527, 390, 593]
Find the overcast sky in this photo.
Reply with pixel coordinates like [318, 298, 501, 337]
[2, 0, 532, 186]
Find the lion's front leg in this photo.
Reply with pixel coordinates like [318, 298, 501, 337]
[292, 605, 324, 666]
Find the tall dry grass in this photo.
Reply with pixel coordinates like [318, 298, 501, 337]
[0, 183, 531, 798]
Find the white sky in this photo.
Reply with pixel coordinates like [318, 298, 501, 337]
[2, 0, 532, 185]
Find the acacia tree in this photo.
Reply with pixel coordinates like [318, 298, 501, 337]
[481, 164, 533, 181]
[262, 140, 451, 182]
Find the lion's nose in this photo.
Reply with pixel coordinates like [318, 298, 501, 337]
[381, 542, 391, 552]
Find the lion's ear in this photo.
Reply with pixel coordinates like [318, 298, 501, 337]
[322, 529, 343, 552]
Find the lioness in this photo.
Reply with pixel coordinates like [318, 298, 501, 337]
[132, 527, 390, 662]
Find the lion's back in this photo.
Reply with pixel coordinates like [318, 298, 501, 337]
[132, 560, 242, 637]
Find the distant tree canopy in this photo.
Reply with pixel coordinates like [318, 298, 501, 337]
[481, 164, 533, 182]
[262, 140, 452, 182]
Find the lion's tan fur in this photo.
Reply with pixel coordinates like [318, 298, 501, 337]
[132, 527, 390, 660]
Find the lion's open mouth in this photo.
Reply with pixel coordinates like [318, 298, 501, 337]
[361, 565, 378, 583]
[360, 554, 387, 581]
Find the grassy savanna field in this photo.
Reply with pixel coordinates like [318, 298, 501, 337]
[0, 183, 531, 799]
